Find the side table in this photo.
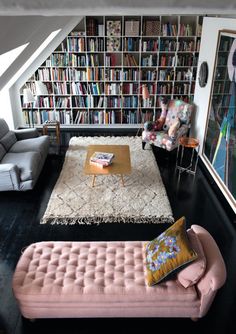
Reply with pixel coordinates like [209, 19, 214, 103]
[42, 121, 60, 145]
[176, 137, 200, 175]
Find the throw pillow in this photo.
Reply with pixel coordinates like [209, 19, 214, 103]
[144, 216, 198, 286]
[177, 229, 206, 288]
[0, 131, 17, 151]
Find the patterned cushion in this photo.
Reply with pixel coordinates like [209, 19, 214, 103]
[144, 217, 198, 286]
[0, 131, 17, 151]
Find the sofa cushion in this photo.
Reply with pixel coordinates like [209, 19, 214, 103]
[0, 131, 17, 151]
[9, 136, 49, 158]
[0, 118, 9, 140]
[144, 217, 198, 286]
[1, 151, 41, 182]
[0, 143, 6, 160]
[177, 229, 206, 288]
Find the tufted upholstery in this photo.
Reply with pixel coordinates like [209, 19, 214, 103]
[12, 228, 226, 319]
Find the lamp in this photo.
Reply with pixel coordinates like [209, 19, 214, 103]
[35, 81, 48, 95]
[136, 84, 150, 136]
[23, 88, 35, 127]
[35, 81, 51, 124]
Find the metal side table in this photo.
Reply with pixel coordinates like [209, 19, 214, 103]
[176, 137, 200, 175]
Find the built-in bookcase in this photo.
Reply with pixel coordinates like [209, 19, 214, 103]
[20, 15, 203, 127]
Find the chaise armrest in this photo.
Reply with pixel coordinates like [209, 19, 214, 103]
[191, 225, 227, 317]
[0, 164, 20, 191]
[14, 128, 39, 140]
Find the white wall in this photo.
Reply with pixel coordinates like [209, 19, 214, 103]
[193, 16, 236, 213]
[0, 16, 80, 128]
[0, 16, 78, 92]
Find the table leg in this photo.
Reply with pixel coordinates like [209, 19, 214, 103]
[92, 175, 96, 187]
[43, 125, 48, 136]
[179, 145, 185, 170]
[56, 123, 60, 145]
[176, 144, 180, 169]
[120, 174, 125, 187]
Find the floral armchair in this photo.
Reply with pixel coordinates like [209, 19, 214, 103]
[142, 99, 193, 151]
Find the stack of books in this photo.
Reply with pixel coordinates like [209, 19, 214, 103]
[90, 151, 114, 168]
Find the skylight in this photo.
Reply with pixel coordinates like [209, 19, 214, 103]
[0, 43, 29, 77]
[0, 28, 62, 91]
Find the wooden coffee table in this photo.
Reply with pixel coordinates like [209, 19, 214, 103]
[84, 145, 131, 187]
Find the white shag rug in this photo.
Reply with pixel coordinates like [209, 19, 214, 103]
[41, 136, 174, 225]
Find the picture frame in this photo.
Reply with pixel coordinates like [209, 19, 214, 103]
[203, 30, 236, 213]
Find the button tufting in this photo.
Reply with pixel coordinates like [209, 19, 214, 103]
[14, 241, 199, 309]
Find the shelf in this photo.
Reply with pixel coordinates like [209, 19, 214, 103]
[20, 14, 202, 128]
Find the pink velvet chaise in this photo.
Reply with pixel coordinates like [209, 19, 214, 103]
[12, 225, 226, 320]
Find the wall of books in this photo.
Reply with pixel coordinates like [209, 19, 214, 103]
[20, 15, 203, 127]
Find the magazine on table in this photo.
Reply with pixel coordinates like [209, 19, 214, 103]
[90, 151, 114, 163]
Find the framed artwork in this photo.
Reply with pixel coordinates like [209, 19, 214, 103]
[203, 30, 236, 211]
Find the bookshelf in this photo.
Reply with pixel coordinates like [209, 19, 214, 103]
[20, 15, 203, 128]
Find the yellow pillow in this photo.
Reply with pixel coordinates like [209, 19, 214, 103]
[144, 217, 198, 286]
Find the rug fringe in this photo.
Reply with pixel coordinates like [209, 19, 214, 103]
[40, 215, 174, 225]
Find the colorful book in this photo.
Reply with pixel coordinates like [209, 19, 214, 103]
[90, 151, 114, 163]
[89, 160, 112, 168]
[106, 20, 121, 36]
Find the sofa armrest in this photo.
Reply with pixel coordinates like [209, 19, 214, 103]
[191, 225, 227, 317]
[14, 128, 39, 140]
[0, 164, 20, 191]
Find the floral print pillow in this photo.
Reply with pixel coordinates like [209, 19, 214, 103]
[144, 217, 198, 286]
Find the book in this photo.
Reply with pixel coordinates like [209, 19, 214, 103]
[90, 151, 114, 163]
[89, 160, 112, 168]
[106, 20, 121, 36]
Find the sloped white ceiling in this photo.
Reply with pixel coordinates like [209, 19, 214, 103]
[0, 15, 78, 93]
[0, 0, 236, 15]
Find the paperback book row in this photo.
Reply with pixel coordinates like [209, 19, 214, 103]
[22, 110, 72, 125]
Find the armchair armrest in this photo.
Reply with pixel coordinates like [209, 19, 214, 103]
[174, 124, 190, 139]
[143, 121, 155, 132]
[14, 128, 39, 140]
[0, 164, 20, 191]
[192, 225, 227, 317]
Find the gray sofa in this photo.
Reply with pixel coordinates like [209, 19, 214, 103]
[0, 118, 49, 191]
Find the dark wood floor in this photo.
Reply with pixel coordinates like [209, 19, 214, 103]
[0, 132, 235, 334]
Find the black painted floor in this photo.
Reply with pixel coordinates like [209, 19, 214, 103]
[0, 133, 235, 334]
